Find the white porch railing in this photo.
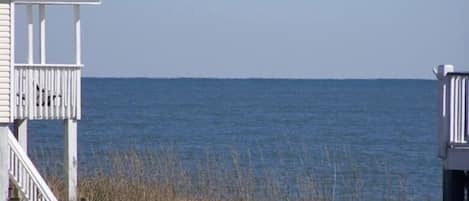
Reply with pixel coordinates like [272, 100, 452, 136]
[8, 129, 58, 201]
[445, 73, 469, 146]
[14, 64, 82, 120]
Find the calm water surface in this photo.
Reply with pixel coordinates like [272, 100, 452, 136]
[28, 78, 439, 200]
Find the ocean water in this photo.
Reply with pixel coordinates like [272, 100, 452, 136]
[27, 78, 439, 200]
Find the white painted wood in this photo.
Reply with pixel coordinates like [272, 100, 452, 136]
[7, 127, 59, 201]
[9, 0, 14, 122]
[74, 5, 80, 65]
[27, 4, 32, 64]
[14, 119, 27, 151]
[39, 4, 45, 64]
[449, 77, 455, 144]
[15, 63, 82, 68]
[15, 0, 100, 5]
[14, 64, 81, 120]
[0, 71, 7, 77]
[0, 124, 8, 201]
[0, 1, 10, 124]
[64, 119, 77, 201]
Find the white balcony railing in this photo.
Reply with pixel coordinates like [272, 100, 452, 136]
[444, 73, 469, 146]
[14, 64, 82, 120]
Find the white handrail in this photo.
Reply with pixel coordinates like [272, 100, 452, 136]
[8, 129, 58, 201]
[15, 63, 83, 68]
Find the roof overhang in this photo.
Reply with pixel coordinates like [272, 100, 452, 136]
[13, 0, 100, 5]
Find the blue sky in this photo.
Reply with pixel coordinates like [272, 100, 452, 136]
[13, 0, 468, 79]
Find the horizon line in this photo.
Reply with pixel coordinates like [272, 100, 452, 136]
[81, 76, 435, 81]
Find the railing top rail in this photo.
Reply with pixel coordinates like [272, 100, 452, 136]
[8, 130, 59, 201]
[447, 72, 469, 77]
[14, 0, 100, 5]
[15, 63, 84, 68]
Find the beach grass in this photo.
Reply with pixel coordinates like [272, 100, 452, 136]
[33, 147, 415, 201]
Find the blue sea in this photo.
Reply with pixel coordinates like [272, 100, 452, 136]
[27, 78, 439, 200]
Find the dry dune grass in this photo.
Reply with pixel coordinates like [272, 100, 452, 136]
[35, 148, 412, 201]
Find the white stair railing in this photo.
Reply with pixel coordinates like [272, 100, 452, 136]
[7, 129, 58, 201]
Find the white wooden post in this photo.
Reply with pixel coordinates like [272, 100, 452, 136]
[64, 119, 77, 201]
[39, 5, 45, 64]
[74, 5, 81, 120]
[17, 5, 33, 154]
[14, 119, 27, 151]
[27, 5, 33, 64]
[435, 64, 454, 159]
[0, 125, 9, 201]
[74, 5, 81, 65]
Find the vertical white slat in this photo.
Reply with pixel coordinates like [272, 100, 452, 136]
[33, 184, 37, 201]
[60, 69, 65, 119]
[56, 68, 59, 119]
[72, 70, 76, 118]
[451, 77, 456, 143]
[456, 77, 460, 142]
[24, 68, 27, 118]
[63, 69, 66, 118]
[31, 67, 35, 118]
[14, 68, 17, 118]
[455, 77, 459, 143]
[16, 67, 19, 118]
[29, 178, 33, 200]
[459, 77, 463, 142]
[44, 68, 48, 119]
[46, 67, 50, 119]
[37, 67, 40, 119]
[70, 69, 73, 118]
[70, 70, 73, 118]
[19, 67, 23, 119]
[45, 67, 49, 119]
[17, 67, 19, 119]
[450, 77, 455, 143]
[28, 67, 33, 118]
[20, 68, 23, 118]
[66, 69, 70, 118]
[53, 67, 56, 119]
[18, 68, 21, 119]
[69, 70, 73, 118]
[38, 68, 42, 118]
[464, 77, 469, 143]
[458, 77, 463, 142]
[43, 67, 47, 119]
[77, 69, 81, 120]
[50, 67, 54, 119]
[462, 78, 466, 143]
[24, 67, 27, 118]
[58, 68, 61, 119]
